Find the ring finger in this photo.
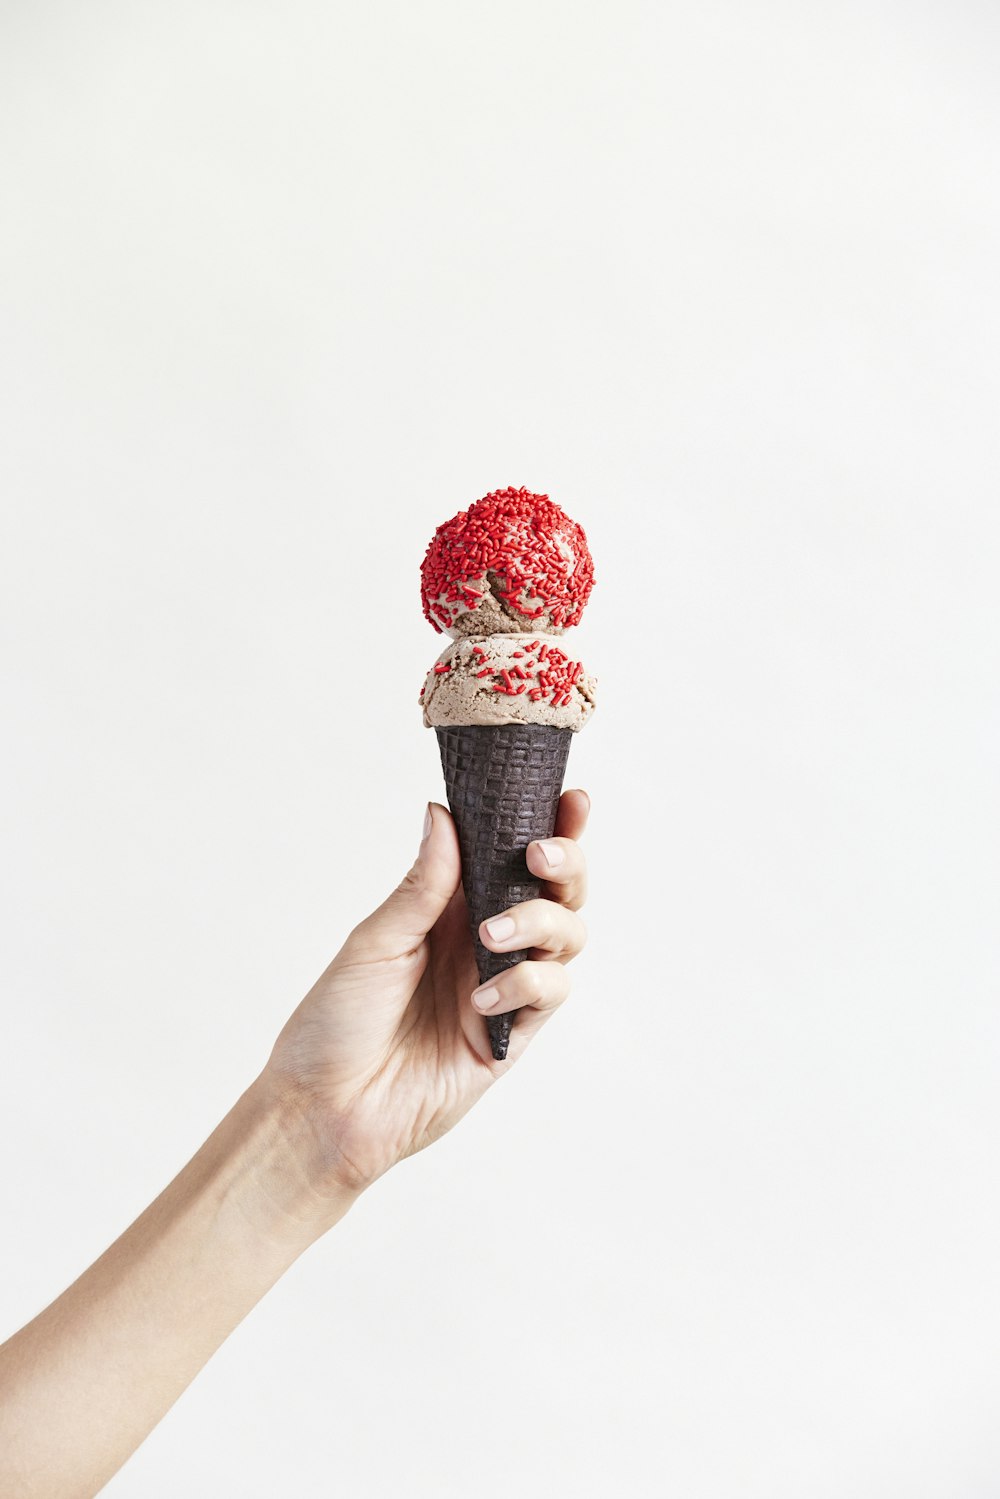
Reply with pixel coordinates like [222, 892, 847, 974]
[471, 959, 570, 1019]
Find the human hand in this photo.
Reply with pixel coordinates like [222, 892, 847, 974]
[0, 791, 588, 1495]
[263, 790, 590, 1201]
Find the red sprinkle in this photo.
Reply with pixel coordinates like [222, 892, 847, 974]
[419, 487, 595, 633]
[434, 662, 451, 674]
[476, 667, 492, 678]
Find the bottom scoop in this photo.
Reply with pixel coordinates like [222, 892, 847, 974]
[421, 634, 596, 732]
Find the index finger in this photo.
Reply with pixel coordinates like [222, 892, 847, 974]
[554, 787, 590, 842]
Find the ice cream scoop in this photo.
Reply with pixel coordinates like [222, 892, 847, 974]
[420, 485, 595, 637]
[421, 634, 596, 732]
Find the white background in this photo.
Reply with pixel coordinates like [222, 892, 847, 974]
[2, 3, 999, 1495]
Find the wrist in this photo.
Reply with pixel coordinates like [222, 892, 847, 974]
[229, 1073, 362, 1250]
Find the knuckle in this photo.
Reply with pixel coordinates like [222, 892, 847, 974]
[541, 969, 569, 1011]
[521, 899, 549, 943]
[396, 863, 425, 897]
[538, 899, 558, 938]
[526, 965, 548, 1006]
[552, 904, 579, 948]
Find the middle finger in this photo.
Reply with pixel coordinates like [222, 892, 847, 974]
[525, 836, 588, 912]
[479, 898, 587, 964]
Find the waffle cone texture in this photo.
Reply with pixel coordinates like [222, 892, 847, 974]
[436, 723, 572, 1060]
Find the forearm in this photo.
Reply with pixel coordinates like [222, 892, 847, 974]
[0, 1074, 357, 1499]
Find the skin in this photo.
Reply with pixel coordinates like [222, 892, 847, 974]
[0, 790, 590, 1499]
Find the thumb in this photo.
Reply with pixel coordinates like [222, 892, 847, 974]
[348, 803, 461, 958]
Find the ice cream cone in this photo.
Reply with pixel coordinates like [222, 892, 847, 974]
[436, 722, 572, 1060]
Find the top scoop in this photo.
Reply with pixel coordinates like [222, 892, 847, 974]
[420, 486, 595, 637]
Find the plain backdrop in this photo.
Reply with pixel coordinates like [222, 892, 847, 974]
[2, 2, 999, 1495]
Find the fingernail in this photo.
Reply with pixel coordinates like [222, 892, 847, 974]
[472, 985, 499, 1012]
[422, 804, 432, 841]
[485, 914, 516, 943]
[536, 839, 564, 869]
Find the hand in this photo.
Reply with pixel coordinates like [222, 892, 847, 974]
[263, 790, 590, 1198]
[0, 789, 588, 1496]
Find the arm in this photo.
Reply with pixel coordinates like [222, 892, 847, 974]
[0, 1080, 355, 1499]
[0, 792, 590, 1498]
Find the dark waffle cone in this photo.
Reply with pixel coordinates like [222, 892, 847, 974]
[436, 722, 573, 1060]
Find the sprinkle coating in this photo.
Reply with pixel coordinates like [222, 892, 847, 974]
[420, 486, 595, 636]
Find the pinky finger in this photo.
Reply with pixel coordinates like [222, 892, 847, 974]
[471, 960, 570, 1019]
[468, 962, 572, 1067]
